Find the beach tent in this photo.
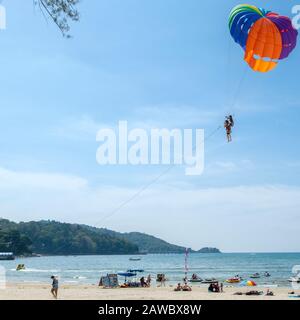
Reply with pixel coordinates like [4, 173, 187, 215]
[100, 274, 119, 288]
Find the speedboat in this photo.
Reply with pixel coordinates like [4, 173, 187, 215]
[250, 273, 260, 279]
[188, 274, 203, 283]
[189, 277, 203, 283]
[127, 269, 144, 273]
[201, 278, 218, 284]
[226, 277, 241, 283]
[189, 278, 203, 283]
[288, 277, 300, 283]
[129, 257, 141, 261]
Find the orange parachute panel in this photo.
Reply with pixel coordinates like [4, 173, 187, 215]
[244, 18, 282, 72]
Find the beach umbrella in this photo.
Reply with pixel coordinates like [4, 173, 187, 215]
[240, 280, 257, 286]
[117, 272, 136, 283]
[118, 272, 136, 277]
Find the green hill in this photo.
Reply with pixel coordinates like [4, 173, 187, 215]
[0, 218, 219, 255]
[0, 219, 138, 255]
[94, 229, 190, 254]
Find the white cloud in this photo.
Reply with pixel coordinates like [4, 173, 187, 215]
[0, 167, 87, 190]
[204, 160, 254, 177]
[134, 105, 221, 128]
[52, 105, 223, 142]
[0, 166, 300, 252]
[52, 115, 109, 141]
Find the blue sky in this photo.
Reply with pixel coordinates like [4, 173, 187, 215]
[0, 0, 299, 252]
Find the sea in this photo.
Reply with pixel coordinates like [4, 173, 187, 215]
[1, 253, 299, 287]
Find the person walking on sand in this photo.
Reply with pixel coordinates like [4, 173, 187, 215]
[146, 274, 151, 287]
[220, 282, 223, 293]
[140, 276, 147, 288]
[51, 275, 59, 299]
[161, 274, 166, 287]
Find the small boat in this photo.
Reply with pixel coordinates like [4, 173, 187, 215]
[127, 269, 144, 273]
[189, 278, 203, 283]
[250, 273, 260, 279]
[129, 257, 141, 261]
[288, 277, 300, 283]
[226, 277, 241, 283]
[201, 278, 218, 284]
[0, 252, 15, 261]
[188, 274, 203, 283]
[16, 264, 25, 271]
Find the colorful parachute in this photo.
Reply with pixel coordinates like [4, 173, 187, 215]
[229, 4, 298, 72]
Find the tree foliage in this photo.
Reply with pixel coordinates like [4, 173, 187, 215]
[0, 225, 32, 255]
[0, 219, 139, 255]
[36, 0, 80, 37]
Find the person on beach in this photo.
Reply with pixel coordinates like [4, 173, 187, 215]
[51, 275, 59, 299]
[182, 283, 192, 292]
[146, 274, 151, 287]
[140, 277, 147, 287]
[159, 274, 166, 287]
[266, 289, 274, 296]
[174, 283, 182, 291]
[220, 283, 223, 293]
[208, 282, 220, 293]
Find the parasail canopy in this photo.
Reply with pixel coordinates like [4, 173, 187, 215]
[229, 4, 298, 72]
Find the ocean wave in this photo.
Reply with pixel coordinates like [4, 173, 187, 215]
[73, 276, 87, 279]
[10, 268, 61, 273]
[64, 269, 108, 273]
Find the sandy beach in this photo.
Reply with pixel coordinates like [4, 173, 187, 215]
[0, 283, 298, 300]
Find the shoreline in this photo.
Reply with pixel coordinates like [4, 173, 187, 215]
[0, 283, 299, 300]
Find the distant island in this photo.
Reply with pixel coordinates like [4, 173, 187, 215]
[0, 218, 220, 256]
[198, 247, 221, 253]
